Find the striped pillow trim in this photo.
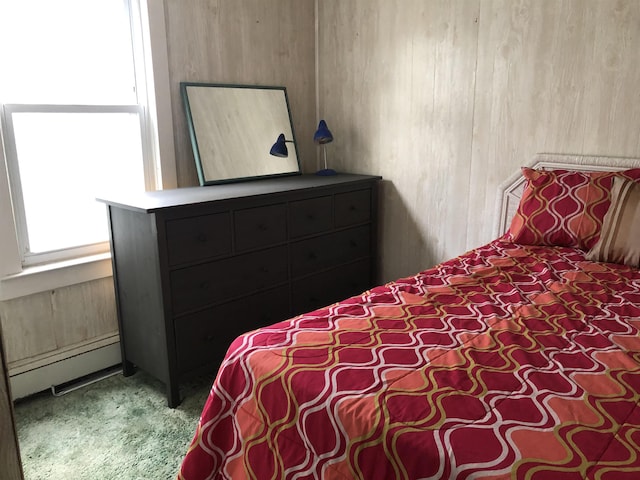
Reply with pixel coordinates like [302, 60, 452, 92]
[586, 176, 640, 268]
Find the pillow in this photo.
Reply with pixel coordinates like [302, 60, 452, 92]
[508, 167, 640, 249]
[585, 176, 640, 268]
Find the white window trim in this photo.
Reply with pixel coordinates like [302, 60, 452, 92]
[0, 254, 114, 302]
[140, 0, 177, 191]
[0, 0, 176, 301]
[0, 129, 21, 278]
[3, 103, 147, 267]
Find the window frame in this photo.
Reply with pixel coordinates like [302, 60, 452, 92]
[2, 103, 150, 266]
[0, 0, 176, 300]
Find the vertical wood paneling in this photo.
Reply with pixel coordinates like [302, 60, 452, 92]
[470, 0, 640, 248]
[320, 0, 640, 281]
[0, 292, 56, 364]
[51, 278, 117, 348]
[0, 279, 117, 366]
[163, 0, 316, 187]
[318, 0, 480, 282]
[582, 1, 640, 155]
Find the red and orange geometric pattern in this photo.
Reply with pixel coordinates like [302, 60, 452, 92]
[178, 239, 640, 480]
[508, 167, 640, 250]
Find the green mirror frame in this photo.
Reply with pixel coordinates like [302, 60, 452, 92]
[181, 82, 301, 186]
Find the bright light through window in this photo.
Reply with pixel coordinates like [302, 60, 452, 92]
[11, 111, 145, 254]
[0, 0, 151, 266]
[0, 0, 136, 105]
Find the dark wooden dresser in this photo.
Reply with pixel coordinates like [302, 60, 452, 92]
[98, 173, 381, 407]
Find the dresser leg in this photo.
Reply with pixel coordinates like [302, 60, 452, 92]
[167, 383, 181, 408]
[122, 359, 135, 377]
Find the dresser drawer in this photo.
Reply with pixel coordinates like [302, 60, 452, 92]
[175, 286, 290, 374]
[234, 203, 287, 252]
[292, 259, 371, 314]
[171, 246, 288, 314]
[290, 225, 370, 278]
[289, 196, 332, 238]
[166, 212, 232, 266]
[335, 189, 371, 227]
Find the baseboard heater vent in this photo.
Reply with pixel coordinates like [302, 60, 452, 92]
[51, 364, 122, 397]
[9, 338, 122, 400]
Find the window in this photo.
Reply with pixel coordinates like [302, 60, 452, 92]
[0, 0, 156, 267]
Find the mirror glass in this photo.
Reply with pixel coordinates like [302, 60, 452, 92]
[181, 82, 300, 185]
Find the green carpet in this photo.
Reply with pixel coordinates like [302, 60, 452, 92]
[14, 369, 214, 480]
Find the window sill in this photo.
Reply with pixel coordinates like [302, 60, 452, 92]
[0, 253, 113, 301]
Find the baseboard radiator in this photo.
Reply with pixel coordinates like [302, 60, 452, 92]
[9, 335, 122, 401]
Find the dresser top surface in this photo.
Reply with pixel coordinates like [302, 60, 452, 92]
[96, 173, 381, 213]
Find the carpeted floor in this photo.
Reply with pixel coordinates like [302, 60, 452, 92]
[13, 368, 214, 480]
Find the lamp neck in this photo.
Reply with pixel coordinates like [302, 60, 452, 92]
[323, 144, 328, 170]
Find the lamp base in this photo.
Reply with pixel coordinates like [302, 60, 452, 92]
[315, 168, 337, 176]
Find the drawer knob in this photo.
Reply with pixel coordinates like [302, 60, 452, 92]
[349, 205, 357, 211]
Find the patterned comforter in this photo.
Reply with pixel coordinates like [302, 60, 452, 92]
[178, 239, 640, 479]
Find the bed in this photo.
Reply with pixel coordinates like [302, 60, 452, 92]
[178, 154, 640, 480]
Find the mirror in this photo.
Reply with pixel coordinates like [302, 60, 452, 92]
[181, 82, 301, 185]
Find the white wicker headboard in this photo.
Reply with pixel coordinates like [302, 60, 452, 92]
[496, 153, 640, 237]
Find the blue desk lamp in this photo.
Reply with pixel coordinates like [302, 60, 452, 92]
[269, 133, 294, 157]
[314, 120, 336, 176]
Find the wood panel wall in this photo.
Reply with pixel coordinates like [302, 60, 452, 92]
[318, 0, 479, 282]
[318, 0, 640, 282]
[0, 278, 117, 366]
[163, 0, 317, 187]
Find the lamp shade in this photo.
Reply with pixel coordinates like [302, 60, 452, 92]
[269, 133, 289, 157]
[314, 119, 337, 176]
[313, 120, 333, 145]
